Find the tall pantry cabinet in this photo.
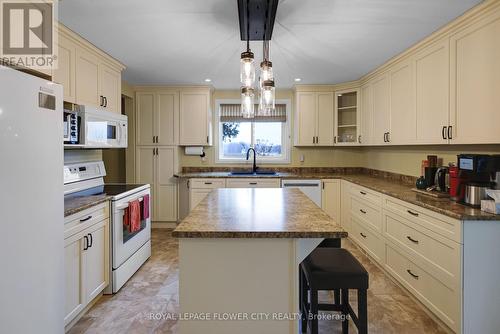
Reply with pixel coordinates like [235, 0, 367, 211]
[135, 90, 179, 223]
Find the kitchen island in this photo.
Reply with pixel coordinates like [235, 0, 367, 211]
[172, 188, 346, 334]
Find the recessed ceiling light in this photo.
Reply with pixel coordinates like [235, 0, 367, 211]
[294, 78, 302, 82]
[204, 78, 212, 82]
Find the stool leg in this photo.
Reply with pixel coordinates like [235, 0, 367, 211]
[357, 289, 368, 334]
[311, 287, 318, 334]
[334, 288, 341, 306]
[300, 269, 307, 333]
[341, 288, 349, 334]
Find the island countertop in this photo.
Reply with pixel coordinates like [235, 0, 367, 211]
[172, 188, 347, 238]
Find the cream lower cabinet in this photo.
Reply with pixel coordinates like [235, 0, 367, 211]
[136, 146, 177, 222]
[225, 178, 281, 188]
[321, 179, 341, 222]
[64, 204, 110, 327]
[341, 181, 462, 333]
[188, 179, 226, 210]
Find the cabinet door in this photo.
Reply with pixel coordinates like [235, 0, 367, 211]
[136, 147, 156, 217]
[316, 92, 335, 146]
[360, 84, 373, 145]
[156, 147, 177, 222]
[64, 235, 84, 325]
[136, 93, 156, 146]
[53, 34, 76, 103]
[189, 189, 212, 211]
[295, 92, 316, 146]
[390, 60, 416, 145]
[335, 90, 359, 145]
[372, 74, 391, 145]
[179, 91, 210, 145]
[414, 39, 450, 144]
[76, 47, 100, 107]
[99, 63, 121, 113]
[322, 180, 341, 222]
[157, 92, 179, 145]
[84, 220, 109, 303]
[450, 10, 500, 144]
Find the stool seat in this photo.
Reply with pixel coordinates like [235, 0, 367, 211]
[301, 248, 368, 290]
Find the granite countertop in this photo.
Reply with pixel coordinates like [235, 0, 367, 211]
[64, 194, 111, 217]
[175, 170, 500, 221]
[172, 188, 348, 238]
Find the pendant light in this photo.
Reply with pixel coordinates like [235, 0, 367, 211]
[240, 0, 255, 89]
[259, 80, 275, 115]
[241, 87, 255, 118]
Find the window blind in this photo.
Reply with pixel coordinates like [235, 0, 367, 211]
[219, 104, 286, 122]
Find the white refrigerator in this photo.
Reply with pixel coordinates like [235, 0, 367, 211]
[0, 66, 64, 333]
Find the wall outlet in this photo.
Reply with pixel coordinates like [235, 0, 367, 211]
[299, 154, 305, 162]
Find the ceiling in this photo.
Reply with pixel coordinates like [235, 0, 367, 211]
[59, 0, 483, 89]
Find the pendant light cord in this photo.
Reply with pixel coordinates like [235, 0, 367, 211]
[246, 0, 250, 52]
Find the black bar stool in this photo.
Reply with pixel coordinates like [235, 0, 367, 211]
[300, 248, 369, 334]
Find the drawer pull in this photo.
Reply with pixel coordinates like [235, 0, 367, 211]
[407, 210, 419, 217]
[407, 269, 419, 280]
[359, 209, 367, 214]
[80, 215, 92, 222]
[249, 182, 258, 185]
[204, 182, 213, 185]
[359, 191, 367, 195]
[406, 236, 419, 244]
[360, 232, 367, 238]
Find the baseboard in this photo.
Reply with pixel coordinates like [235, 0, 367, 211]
[152, 222, 177, 229]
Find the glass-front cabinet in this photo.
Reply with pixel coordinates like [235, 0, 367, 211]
[334, 89, 360, 145]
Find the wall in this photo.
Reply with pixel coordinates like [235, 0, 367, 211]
[180, 89, 365, 168]
[361, 145, 500, 177]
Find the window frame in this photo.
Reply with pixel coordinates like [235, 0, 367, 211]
[215, 99, 291, 164]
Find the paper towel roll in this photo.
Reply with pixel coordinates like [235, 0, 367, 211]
[185, 146, 204, 156]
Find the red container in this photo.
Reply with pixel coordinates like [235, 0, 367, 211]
[449, 166, 459, 199]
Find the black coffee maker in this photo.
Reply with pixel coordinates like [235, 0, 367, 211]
[456, 154, 495, 205]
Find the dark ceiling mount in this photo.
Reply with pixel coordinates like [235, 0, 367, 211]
[238, 0, 279, 41]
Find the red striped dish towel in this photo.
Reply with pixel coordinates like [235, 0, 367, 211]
[129, 199, 141, 233]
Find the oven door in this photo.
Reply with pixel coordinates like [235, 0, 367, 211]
[111, 188, 151, 269]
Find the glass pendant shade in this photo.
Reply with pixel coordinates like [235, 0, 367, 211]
[240, 51, 255, 87]
[241, 87, 255, 118]
[260, 60, 273, 85]
[258, 80, 275, 115]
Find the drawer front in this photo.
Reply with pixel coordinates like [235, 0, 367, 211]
[385, 243, 460, 332]
[351, 196, 382, 232]
[226, 178, 281, 188]
[64, 203, 109, 239]
[383, 196, 461, 243]
[350, 183, 382, 206]
[351, 216, 385, 264]
[190, 178, 226, 189]
[383, 211, 460, 286]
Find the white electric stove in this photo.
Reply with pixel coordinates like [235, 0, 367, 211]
[64, 161, 151, 293]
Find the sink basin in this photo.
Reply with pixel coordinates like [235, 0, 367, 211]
[229, 171, 278, 176]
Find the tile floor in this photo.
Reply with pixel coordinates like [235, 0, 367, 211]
[68, 229, 447, 334]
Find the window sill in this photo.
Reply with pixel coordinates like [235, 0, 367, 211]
[216, 157, 291, 165]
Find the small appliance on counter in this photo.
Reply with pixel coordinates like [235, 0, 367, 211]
[454, 154, 499, 207]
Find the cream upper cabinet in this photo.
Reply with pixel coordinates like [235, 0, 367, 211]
[335, 90, 360, 145]
[389, 60, 416, 145]
[316, 92, 335, 145]
[53, 34, 77, 104]
[371, 74, 391, 145]
[414, 39, 450, 144]
[295, 92, 316, 146]
[136, 93, 156, 146]
[136, 91, 179, 146]
[450, 8, 500, 144]
[322, 179, 341, 222]
[295, 91, 334, 146]
[99, 63, 121, 113]
[179, 89, 212, 146]
[54, 24, 124, 109]
[360, 84, 373, 145]
[76, 47, 100, 107]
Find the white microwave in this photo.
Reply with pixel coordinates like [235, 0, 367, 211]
[77, 106, 128, 148]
